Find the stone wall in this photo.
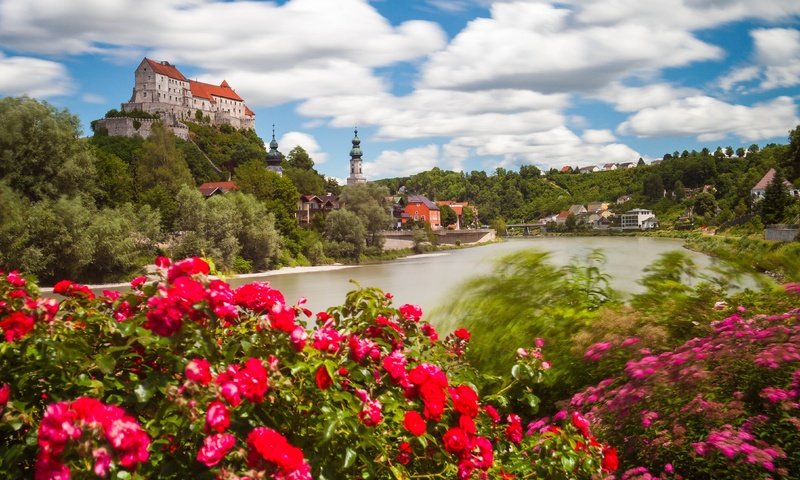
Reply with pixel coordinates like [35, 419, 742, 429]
[94, 117, 189, 140]
[381, 229, 495, 250]
[765, 225, 800, 242]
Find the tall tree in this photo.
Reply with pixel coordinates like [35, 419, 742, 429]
[135, 122, 194, 195]
[761, 170, 790, 225]
[0, 96, 98, 201]
[323, 209, 366, 260]
[340, 183, 392, 248]
[285, 145, 315, 170]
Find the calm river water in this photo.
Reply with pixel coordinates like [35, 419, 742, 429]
[228, 237, 737, 320]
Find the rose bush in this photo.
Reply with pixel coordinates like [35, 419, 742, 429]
[0, 258, 615, 479]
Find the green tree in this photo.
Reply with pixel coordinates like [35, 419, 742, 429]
[462, 206, 475, 228]
[235, 159, 300, 244]
[135, 122, 194, 195]
[91, 147, 135, 207]
[643, 173, 665, 201]
[693, 191, 718, 217]
[784, 125, 800, 183]
[323, 209, 366, 260]
[284, 167, 325, 195]
[439, 204, 457, 228]
[0, 96, 98, 201]
[736, 147, 746, 158]
[340, 183, 392, 249]
[761, 170, 790, 225]
[673, 180, 686, 201]
[565, 213, 577, 230]
[285, 145, 315, 170]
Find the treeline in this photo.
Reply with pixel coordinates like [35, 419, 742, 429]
[0, 96, 392, 285]
[377, 130, 800, 230]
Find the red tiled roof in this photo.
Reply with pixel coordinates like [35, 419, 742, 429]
[560, 166, 572, 173]
[244, 105, 255, 117]
[198, 181, 238, 196]
[190, 80, 243, 102]
[144, 58, 187, 81]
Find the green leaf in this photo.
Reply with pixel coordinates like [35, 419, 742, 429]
[343, 448, 357, 469]
[134, 383, 154, 403]
[95, 354, 116, 373]
[561, 455, 576, 471]
[511, 364, 521, 380]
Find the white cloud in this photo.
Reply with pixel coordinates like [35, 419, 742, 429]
[718, 66, 761, 92]
[618, 95, 799, 141]
[0, 0, 446, 105]
[81, 93, 106, 104]
[752, 28, 800, 90]
[278, 131, 329, 165]
[419, 2, 722, 93]
[0, 52, 72, 97]
[364, 144, 441, 178]
[594, 82, 700, 112]
[582, 129, 616, 143]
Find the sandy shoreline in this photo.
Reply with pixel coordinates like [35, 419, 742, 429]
[39, 264, 360, 292]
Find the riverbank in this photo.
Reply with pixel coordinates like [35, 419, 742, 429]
[683, 234, 800, 282]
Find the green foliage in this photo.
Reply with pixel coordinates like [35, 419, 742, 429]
[440, 204, 457, 228]
[693, 191, 718, 217]
[0, 96, 98, 201]
[761, 170, 791, 225]
[135, 122, 194, 195]
[324, 209, 366, 260]
[185, 121, 265, 174]
[340, 183, 393, 249]
[91, 146, 135, 207]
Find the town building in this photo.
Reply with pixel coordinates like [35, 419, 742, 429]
[751, 168, 800, 199]
[266, 125, 283, 174]
[403, 195, 441, 229]
[94, 58, 255, 138]
[620, 209, 659, 230]
[198, 181, 238, 197]
[347, 128, 367, 186]
[435, 201, 479, 230]
[296, 194, 339, 224]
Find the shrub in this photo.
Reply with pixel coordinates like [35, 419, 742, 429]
[0, 259, 613, 479]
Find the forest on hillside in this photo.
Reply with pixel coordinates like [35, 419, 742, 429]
[1, 95, 799, 285]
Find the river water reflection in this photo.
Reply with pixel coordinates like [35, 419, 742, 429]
[228, 237, 747, 320]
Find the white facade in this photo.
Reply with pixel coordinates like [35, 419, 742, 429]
[621, 209, 658, 230]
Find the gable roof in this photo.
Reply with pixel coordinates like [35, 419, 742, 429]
[753, 168, 795, 191]
[407, 194, 439, 210]
[144, 58, 187, 81]
[198, 181, 238, 197]
[244, 105, 255, 117]
[190, 80, 244, 102]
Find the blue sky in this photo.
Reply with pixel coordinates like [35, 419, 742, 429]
[1, 0, 798, 182]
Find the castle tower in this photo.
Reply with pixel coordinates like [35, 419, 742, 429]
[347, 128, 367, 185]
[266, 124, 283, 174]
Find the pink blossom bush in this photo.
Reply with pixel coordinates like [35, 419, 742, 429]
[571, 290, 800, 478]
[0, 259, 613, 479]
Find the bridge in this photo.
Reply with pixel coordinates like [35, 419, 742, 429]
[505, 223, 544, 236]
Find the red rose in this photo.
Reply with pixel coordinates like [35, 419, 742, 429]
[442, 426, 470, 454]
[0, 311, 35, 342]
[197, 433, 236, 467]
[505, 414, 523, 444]
[602, 446, 619, 471]
[315, 366, 332, 390]
[0, 383, 10, 409]
[398, 303, 423, 322]
[571, 412, 591, 437]
[167, 257, 210, 283]
[449, 385, 479, 418]
[454, 328, 471, 341]
[403, 410, 427, 436]
[396, 441, 411, 465]
[206, 401, 230, 433]
[238, 358, 268, 403]
[185, 358, 213, 386]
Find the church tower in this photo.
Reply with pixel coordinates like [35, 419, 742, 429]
[266, 124, 283, 174]
[347, 128, 366, 185]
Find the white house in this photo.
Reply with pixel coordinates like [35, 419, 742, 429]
[751, 168, 800, 199]
[621, 209, 659, 230]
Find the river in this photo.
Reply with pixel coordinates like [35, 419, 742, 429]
[227, 237, 747, 319]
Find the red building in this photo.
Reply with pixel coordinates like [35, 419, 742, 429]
[403, 195, 441, 230]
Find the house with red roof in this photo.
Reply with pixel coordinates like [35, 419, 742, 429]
[403, 195, 441, 230]
[110, 58, 255, 133]
[198, 181, 238, 197]
[436, 200, 479, 229]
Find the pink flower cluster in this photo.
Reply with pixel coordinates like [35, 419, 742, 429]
[693, 423, 787, 474]
[36, 397, 150, 478]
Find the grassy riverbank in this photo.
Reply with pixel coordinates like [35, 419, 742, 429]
[684, 234, 800, 281]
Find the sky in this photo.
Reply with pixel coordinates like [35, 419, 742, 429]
[1, 0, 799, 183]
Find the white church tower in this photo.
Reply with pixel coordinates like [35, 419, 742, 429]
[346, 128, 367, 185]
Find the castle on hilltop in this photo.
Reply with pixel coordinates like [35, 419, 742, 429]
[94, 58, 255, 139]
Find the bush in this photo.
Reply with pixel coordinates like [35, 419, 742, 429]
[0, 259, 613, 479]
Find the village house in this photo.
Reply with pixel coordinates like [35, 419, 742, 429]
[403, 195, 441, 230]
[586, 202, 609, 214]
[296, 194, 340, 224]
[618, 162, 636, 169]
[579, 166, 598, 174]
[198, 181, 238, 197]
[435, 200, 479, 230]
[603, 163, 618, 171]
[568, 204, 588, 216]
[751, 168, 800, 199]
[620, 208, 659, 230]
[94, 58, 255, 138]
